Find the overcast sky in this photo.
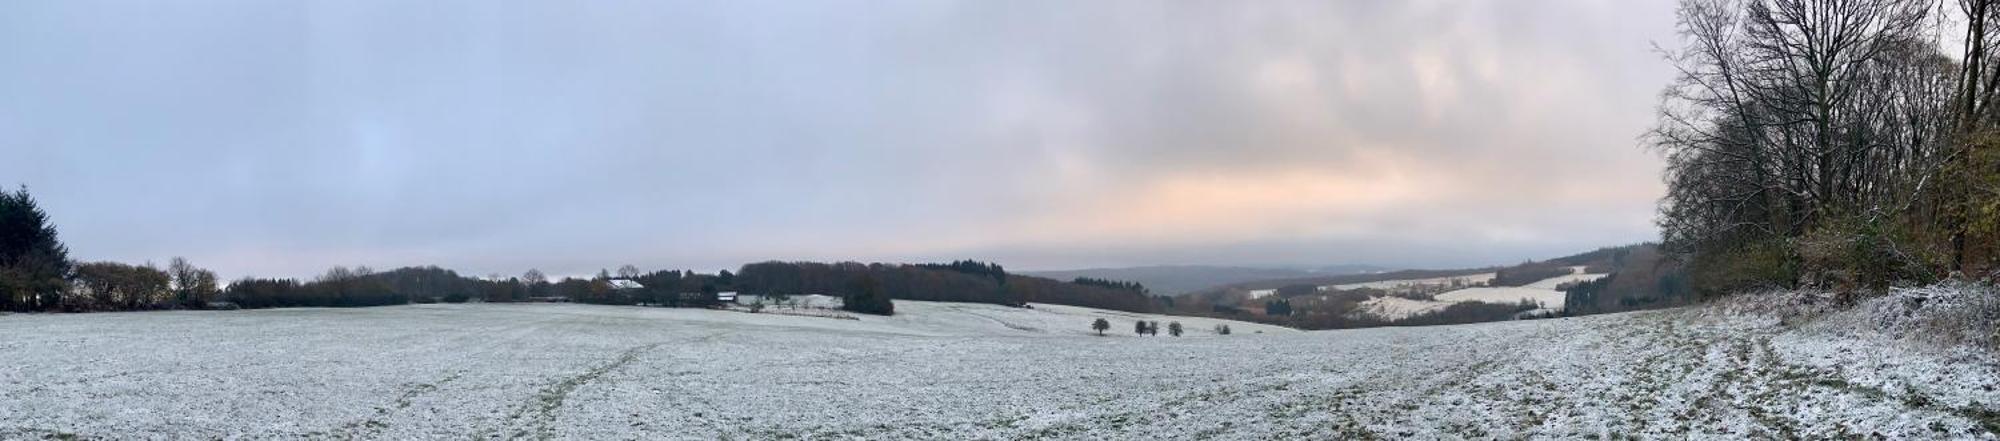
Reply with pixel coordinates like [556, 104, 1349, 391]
[1, 1, 1681, 280]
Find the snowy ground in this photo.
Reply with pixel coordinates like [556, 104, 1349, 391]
[3, 301, 1996, 439]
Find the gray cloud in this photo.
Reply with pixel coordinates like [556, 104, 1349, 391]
[0, 0, 1679, 279]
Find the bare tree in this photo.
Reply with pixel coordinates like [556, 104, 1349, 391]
[166, 257, 219, 307]
[320, 266, 355, 283]
[1943, 0, 2000, 273]
[522, 269, 547, 285]
[617, 265, 641, 279]
[1653, 0, 1951, 288]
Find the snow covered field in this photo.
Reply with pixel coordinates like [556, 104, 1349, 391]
[1352, 296, 1453, 320]
[1327, 272, 1496, 292]
[1435, 287, 1568, 309]
[1424, 269, 1607, 311]
[3, 301, 1996, 439]
[1345, 270, 1606, 320]
[1524, 271, 1608, 290]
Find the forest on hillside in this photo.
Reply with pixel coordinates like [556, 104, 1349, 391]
[1653, 0, 2000, 296]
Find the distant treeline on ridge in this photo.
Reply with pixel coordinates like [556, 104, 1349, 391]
[1, 185, 1163, 316]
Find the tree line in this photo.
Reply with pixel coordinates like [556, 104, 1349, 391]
[914, 260, 1009, 285]
[1490, 262, 1574, 287]
[735, 260, 1160, 313]
[1, 188, 1159, 316]
[1653, 0, 2000, 296]
[1070, 277, 1149, 295]
[1559, 244, 1694, 315]
[1089, 318, 1192, 337]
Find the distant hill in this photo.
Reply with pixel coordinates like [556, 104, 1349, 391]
[1023, 264, 1387, 297]
[1158, 243, 1693, 330]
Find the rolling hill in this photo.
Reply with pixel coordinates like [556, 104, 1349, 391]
[1022, 264, 1385, 297]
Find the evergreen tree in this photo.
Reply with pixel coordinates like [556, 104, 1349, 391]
[0, 186, 70, 312]
[1265, 299, 1293, 316]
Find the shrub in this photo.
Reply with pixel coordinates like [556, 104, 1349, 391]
[1688, 238, 1795, 299]
[1796, 215, 1948, 296]
[1853, 283, 2000, 351]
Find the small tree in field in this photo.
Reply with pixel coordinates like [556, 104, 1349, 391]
[1168, 321, 1183, 337]
[1134, 320, 1149, 335]
[841, 274, 894, 315]
[1147, 321, 1160, 336]
[1214, 324, 1232, 335]
[1091, 318, 1110, 336]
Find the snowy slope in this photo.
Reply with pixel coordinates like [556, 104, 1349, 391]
[1524, 266, 1608, 289]
[1346, 271, 1607, 320]
[1329, 272, 1496, 291]
[1428, 270, 1609, 310]
[873, 301, 1295, 337]
[1353, 296, 1454, 321]
[2, 302, 1995, 439]
[1434, 287, 1567, 309]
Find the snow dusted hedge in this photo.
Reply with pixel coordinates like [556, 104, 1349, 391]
[1703, 282, 2000, 352]
[1701, 288, 1845, 324]
[1852, 283, 2000, 351]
